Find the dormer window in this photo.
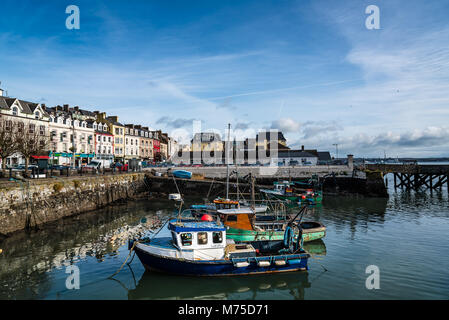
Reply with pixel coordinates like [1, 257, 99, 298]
[104, 125, 108, 131]
[12, 107, 18, 116]
[35, 111, 40, 119]
[93, 124, 97, 130]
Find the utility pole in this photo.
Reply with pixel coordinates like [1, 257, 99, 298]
[72, 117, 76, 168]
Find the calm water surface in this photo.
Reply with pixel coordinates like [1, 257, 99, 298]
[1, 177, 448, 300]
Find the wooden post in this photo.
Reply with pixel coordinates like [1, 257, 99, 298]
[394, 173, 397, 189]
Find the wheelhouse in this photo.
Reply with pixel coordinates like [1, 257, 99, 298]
[168, 220, 227, 251]
[213, 198, 240, 210]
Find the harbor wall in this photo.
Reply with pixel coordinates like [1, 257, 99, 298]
[0, 173, 148, 236]
[146, 164, 356, 179]
[144, 174, 388, 198]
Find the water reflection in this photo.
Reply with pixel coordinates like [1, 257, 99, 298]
[128, 270, 312, 300]
[1, 188, 448, 300]
[0, 199, 169, 299]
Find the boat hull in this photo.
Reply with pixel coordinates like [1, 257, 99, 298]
[134, 246, 309, 276]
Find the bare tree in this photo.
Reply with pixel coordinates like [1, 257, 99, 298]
[15, 122, 50, 177]
[0, 118, 18, 173]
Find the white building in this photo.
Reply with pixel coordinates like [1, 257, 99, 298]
[90, 121, 114, 162]
[0, 97, 50, 166]
[47, 105, 95, 166]
[269, 150, 318, 166]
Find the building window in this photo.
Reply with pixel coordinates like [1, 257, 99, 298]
[35, 111, 40, 119]
[12, 107, 18, 116]
[40, 126, 45, 135]
[180, 233, 192, 246]
[197, 232, 208, 245]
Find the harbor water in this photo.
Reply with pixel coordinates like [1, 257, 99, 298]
[1, 177, 448, 300]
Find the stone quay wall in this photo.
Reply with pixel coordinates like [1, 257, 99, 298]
[0, 173, 147, 236]
[146, 164, 357, 179]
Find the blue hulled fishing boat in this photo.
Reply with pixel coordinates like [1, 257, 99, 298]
[130, 217, 309, 276]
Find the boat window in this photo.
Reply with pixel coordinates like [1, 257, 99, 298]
[212, 231, 223, 244]
[197, 232, 208, 245]
[227, 215, 237, 222]
[180, 233, 192, 246]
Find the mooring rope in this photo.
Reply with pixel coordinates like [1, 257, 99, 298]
[108, 240, 139, 279]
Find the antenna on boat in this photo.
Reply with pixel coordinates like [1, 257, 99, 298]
[226, 123, 231, 200]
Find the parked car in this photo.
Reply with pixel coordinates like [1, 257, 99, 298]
[83, 160, 102, 172]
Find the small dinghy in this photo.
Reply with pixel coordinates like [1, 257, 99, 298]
[172, 170, 192, 179]
[130, 217, 309, 276]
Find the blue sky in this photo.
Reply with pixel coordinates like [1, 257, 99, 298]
[1, 0, 449, 157]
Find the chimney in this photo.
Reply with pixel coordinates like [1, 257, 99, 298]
[41, 104, 46, 110]
[301, 145, 304, 151]
[142, 126, 149, 130]
[74, 106, 79, 111]
[108, 116, 118, 122]
[63, 104, 69, 112]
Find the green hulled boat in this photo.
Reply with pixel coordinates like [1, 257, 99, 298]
[260, 181, 323, 205]
[218, 208, 326, 243]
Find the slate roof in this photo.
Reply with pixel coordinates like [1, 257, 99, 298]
[0, 97, 49, 116]
[317, 151, 331, 161]
[277, 150, 317, 158]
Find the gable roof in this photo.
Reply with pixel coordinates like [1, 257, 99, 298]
[0, 97, 49, 116]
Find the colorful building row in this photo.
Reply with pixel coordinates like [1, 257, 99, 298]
[0, 90, 176, 167]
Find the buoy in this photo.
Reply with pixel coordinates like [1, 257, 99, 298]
[201, 214, 213, 222]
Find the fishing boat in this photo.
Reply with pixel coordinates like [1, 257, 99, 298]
[191, 198, 268, 214]
[260, 181, 323, 205]
[172, 170, 192, 179]
[219, 207, 326, 243]
[130, 217, 309, 276]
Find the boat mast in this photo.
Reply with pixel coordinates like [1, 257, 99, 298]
[226, 123, 231, 200]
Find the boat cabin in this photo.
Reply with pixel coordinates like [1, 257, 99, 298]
[218, 208, 256, 231]
[213, 198, 240, 210]
[274, 181, 295, 194]
[168, 219, 227, 260]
